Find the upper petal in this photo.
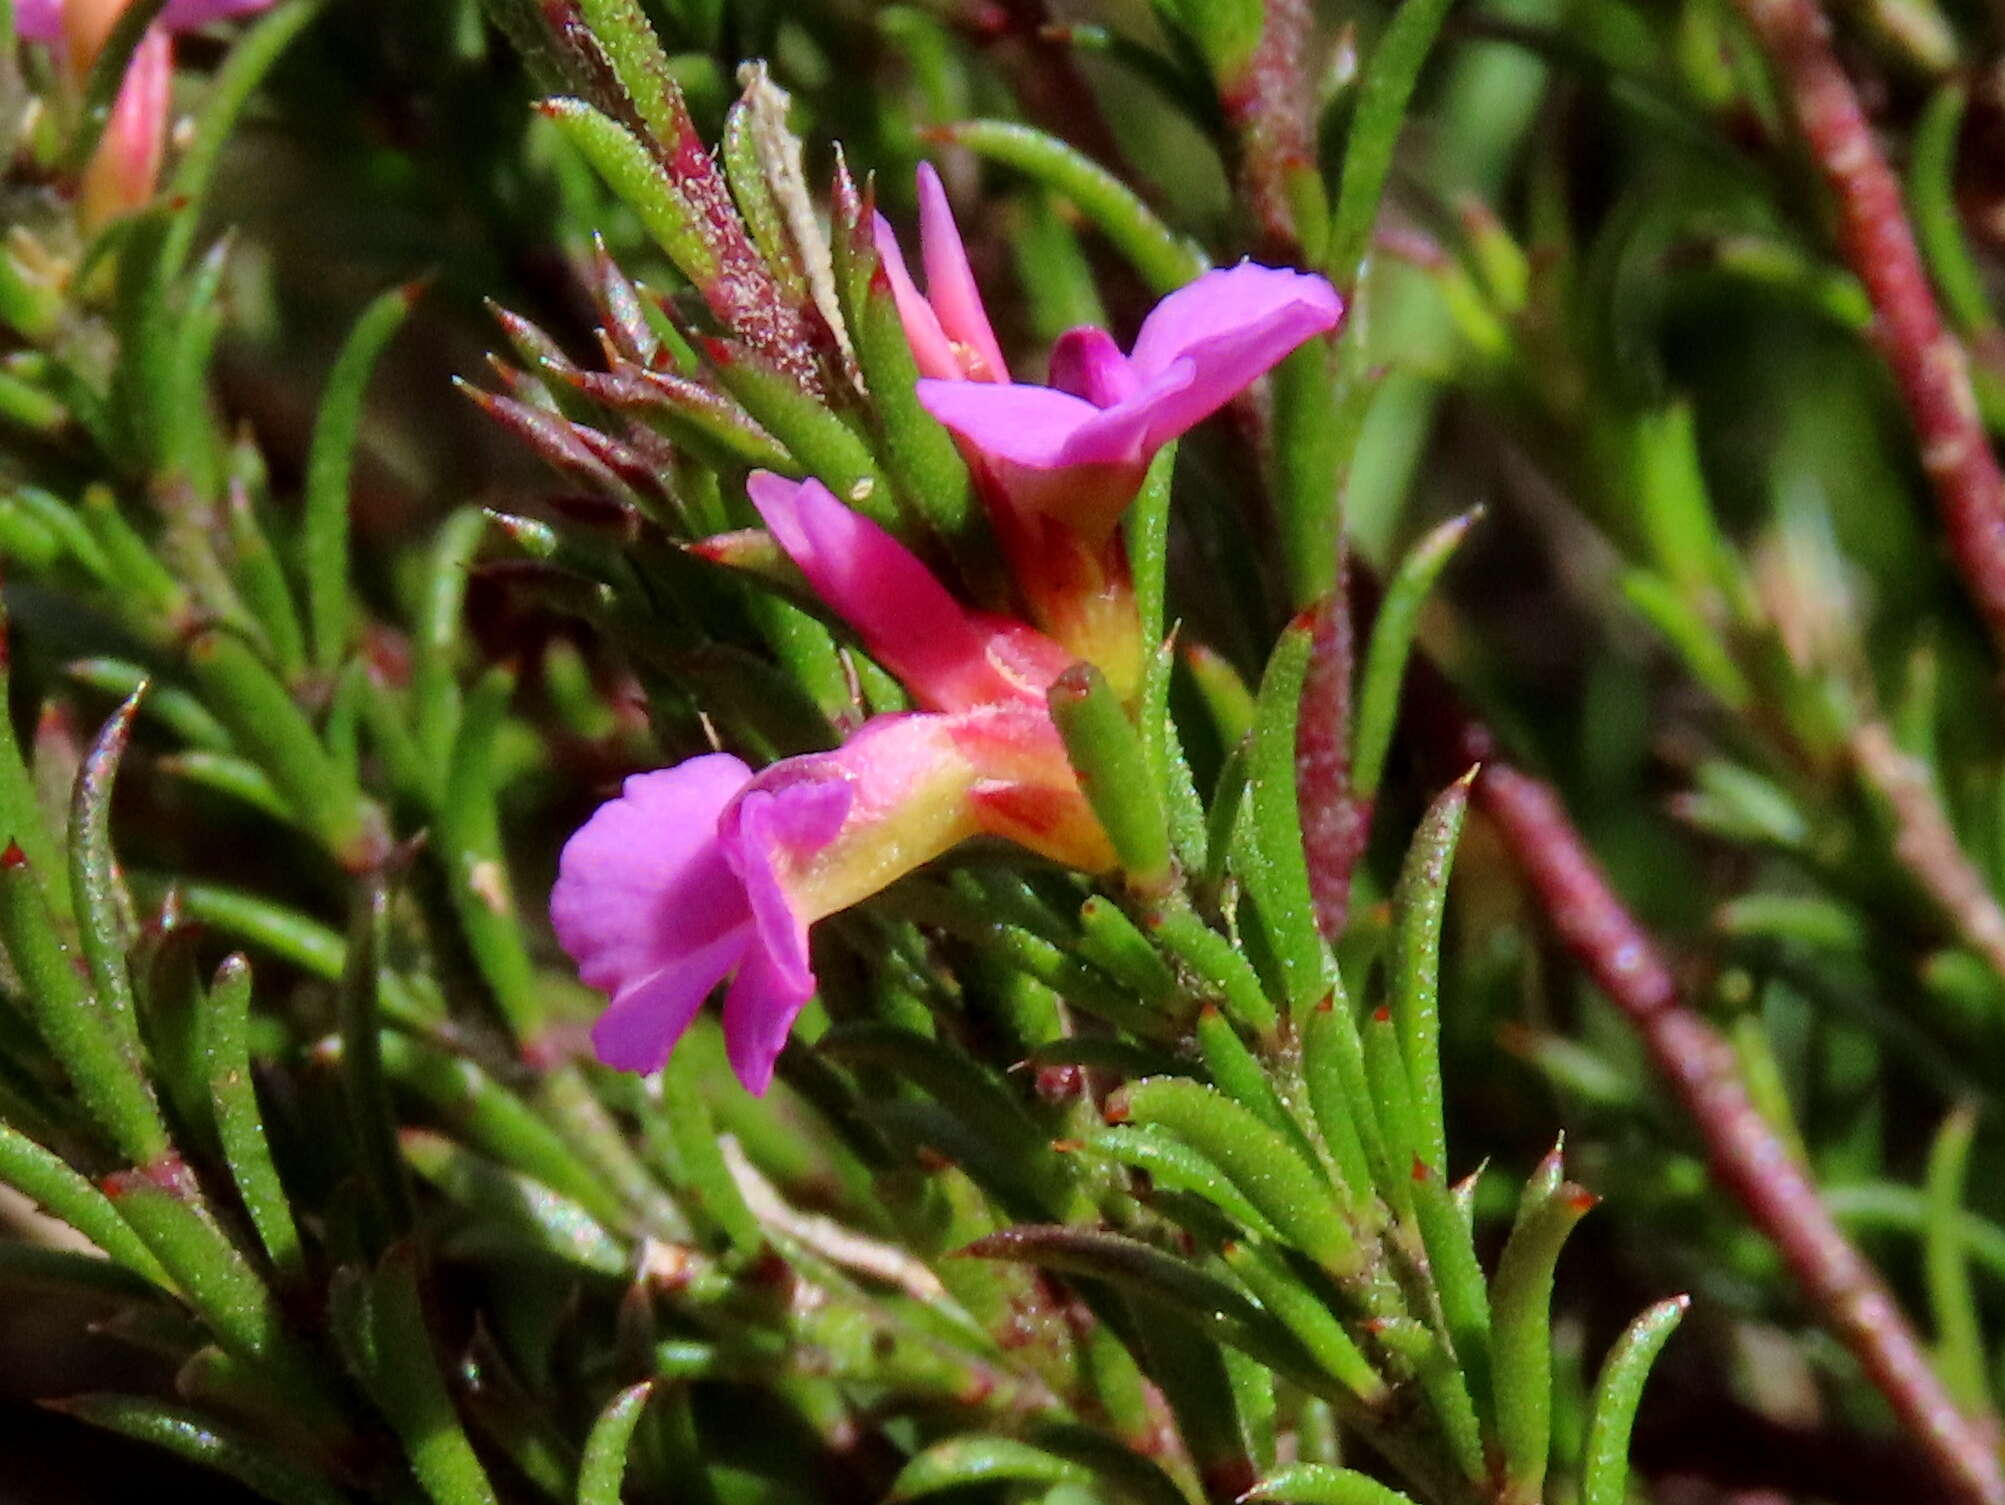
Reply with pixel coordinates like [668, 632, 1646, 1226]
[916, 163, 1009, 382]
[747, 470, 1036, 711]
[872, 212, 961, 381]
[1128, 262, 1342, 384]
[550, 754, 755, 999]
[720, 778, 847, 1002]
[1048, 326, 1140, 408]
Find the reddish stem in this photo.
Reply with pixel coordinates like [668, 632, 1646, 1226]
[1733, 0, 2005, 652]
[1221, 0, 1318, 259]
[1296, 585, 1372, 940]
[1417, 680, 2005, 1505]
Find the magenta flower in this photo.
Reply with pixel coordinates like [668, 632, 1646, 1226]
[555, 718, 963, 1094]
[915, 262, 1342, 539]
[555, 475, 1113, 1093]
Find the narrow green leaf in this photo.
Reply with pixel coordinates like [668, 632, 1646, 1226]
[160, 2, 330, 282]
[1222, 1240, 1386, 1403]
[68, 689, 157, 1117]
[1927, 1102, 1989, 1411]
[1, 843, 169, 1166]
[402, 1130, 627, 1275]
[439, 664, 542, 1039]
[411, 507, 487, 778]
[1246, 1463, 1419, 1505]
[891, 1437, 1095, 1499]
[1491, 1181, 1597, 1499]
[963, 1224, 1321, 1384]
[1389, 772, 1471, 1176]
[1113, 1076, 1356, 1273]
[105, 1160, 326, 1413]
[226, 483, 307, 680]
[1909, 85, 1997, 341]
[1194, 1005, 1315, 1159]
[304, 282, 418, 672]
[1301, 988, 1381, 1213]
[201, 954, 304, 1282]
[1579, 1295, 1689, 1505]
[1147, 899, 1276, 1037]
[657, 1045, 764, 1256]
[340, 883, 412, 1243]
[0, 1119, 171, 1287]
[367, 1245, 503, 1505]
[1078, 1124, 1283, 1240]
[704, 339, 896, 528]
[68, 657, 231, 752]
[1351, 511, 1478, 801]
[846, 232, 990, 589]
[185, 629, 380, 867]
[48, 1394, 349, 1505]
[1048, 662, 1173, 893]
[1326, 0, 1461, 289]
[1077, 896, 1183, 1008]
[1360, 1007, 1416, 1216]
[575, 0, 681, 145]
[942, 122, 1207, 294]
[0, 601, 65, 915]
[577, 1381, 653, 1505]
[538, 97, 721, 285]
[1409, 1158, 1492, 1433]
[378, 1033, 630, 1234]
[1241, 617, 1330, 1012]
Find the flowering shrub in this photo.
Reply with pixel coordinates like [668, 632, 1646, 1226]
[4, 3, 2005, 1505]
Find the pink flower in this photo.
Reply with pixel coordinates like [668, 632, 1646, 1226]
[916, 262, 1342, 540]
[872, 162, 1009, 384]
[555, 475, 1113, 1093]
[555, 720, 966, 1095]
[19, 1, 276, 226]
[872, 171, 1341, 693]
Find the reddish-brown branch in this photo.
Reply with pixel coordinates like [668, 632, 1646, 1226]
[1416, 681, 2005, 1504]
[1297, 578, 1373, 941]
[1220, 0, 1318, 260]
[1733, 0, 2005, 652]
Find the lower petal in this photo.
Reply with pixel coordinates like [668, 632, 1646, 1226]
[590, 929, 746, 1073]
[720, 945, 817, 1096]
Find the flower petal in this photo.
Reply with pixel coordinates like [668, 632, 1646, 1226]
[590, 936, 743, 1074]
[872, 212, 960, 381]
[15, 1, 62, 41]
[720, 944, 817, 1096]
[916, 162, 1009, 382]
[550, 755, 755, 999]
[1048, 326, 1140, 408]
[1129, 263, 1342, 380]
[913, 379, 1105, 470]
[747, 470, 1030, 711]
[724, 776, 852, 1007]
